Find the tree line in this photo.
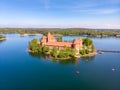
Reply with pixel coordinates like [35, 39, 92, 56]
[0, 28, 120, 37]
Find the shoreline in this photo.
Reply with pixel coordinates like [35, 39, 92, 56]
[20, 34, 41, 36]
[0, 38, 6, 41]
[54, 57, 72, 60]
[27, 48, 97, 60]
[80, 52, 97, 57]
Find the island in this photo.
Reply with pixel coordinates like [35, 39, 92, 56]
[0, 35, 6, 41]
[28, 32, 96, 59]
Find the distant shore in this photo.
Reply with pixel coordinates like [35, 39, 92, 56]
[0, 28, 120, 38]
[19, 33, 120, 38]
[20, 33, 41, 36]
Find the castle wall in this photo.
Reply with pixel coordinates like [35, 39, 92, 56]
[40, 32, 82, 54]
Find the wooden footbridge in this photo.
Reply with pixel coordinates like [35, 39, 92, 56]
[97, 49, 120, 53]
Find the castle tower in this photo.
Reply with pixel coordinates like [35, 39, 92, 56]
[73, 38, 82, 54]
[40, 36, 47, 46]
[47, 32, 56, 42]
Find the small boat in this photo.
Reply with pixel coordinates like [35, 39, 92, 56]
[112, 68, 115, 71]
[76, 71, 80, 74]
[97, 51, 104, 54]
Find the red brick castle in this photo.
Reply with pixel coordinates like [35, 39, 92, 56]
[40, 32, 82, 54]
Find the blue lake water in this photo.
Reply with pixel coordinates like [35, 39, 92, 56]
[0, 34, 120, 90]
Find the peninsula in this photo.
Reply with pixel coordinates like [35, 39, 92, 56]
[28, 32, 96, 59]
[0, 35, 6, 41]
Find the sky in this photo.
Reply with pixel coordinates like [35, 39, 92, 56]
[0, 0, 120, 29]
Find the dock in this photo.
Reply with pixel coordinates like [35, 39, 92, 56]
[97, 50, 120, 53]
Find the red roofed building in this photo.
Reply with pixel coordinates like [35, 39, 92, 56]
[40, 32, 82, 54]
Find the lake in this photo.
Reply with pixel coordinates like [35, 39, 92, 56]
[0, 34, 120, 90]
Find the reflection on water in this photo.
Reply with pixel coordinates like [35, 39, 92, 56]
[81, 56, 96, 63]
[0, 39, 6, 43]
[29, 52, 96, 65]
[29, 52, 79, 65]
[58, 58, 79, 65]
[29, 53, 48, 60]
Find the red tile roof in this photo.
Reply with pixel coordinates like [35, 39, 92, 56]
[46, 42, 72, 47]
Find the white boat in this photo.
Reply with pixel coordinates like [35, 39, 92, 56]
[97, 51, 104, 54]
[76, 71, 80, 74]
[112, 68, 115, 71]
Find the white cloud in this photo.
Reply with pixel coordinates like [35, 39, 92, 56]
[73, 8, 120, 14]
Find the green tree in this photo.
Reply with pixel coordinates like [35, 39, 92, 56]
[85, 49, 89, 54]
[42, 46, 50, 53]
[38, 45, 43, 53]
[80, 50, 86, 55]
[65, 47, 75, 57]
[56, 37, 62, 42]
[28, 39, 40, 53]
[51, 47, 58, 58]
[58, 50, 69, 58]
[82, 38, 93, 46]
[31, 39, 38, 44]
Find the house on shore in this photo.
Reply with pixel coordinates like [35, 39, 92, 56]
[40, 32, 82, 54]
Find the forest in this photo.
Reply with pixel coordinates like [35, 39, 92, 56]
[0, 28, 120, 37]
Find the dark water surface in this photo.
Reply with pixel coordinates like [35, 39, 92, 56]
[0, 34, 120, 90]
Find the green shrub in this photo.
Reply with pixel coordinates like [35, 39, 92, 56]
[58, 50, 69, 58]
[80, 50, 86, 55]
[51, 47, 58, 58]
[80, 49, 90, 55]
[82, 38, 93, 46]
[42, 46, 50, 53]
[85, 49, 89, 54]
[56, 37, 62, 42]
